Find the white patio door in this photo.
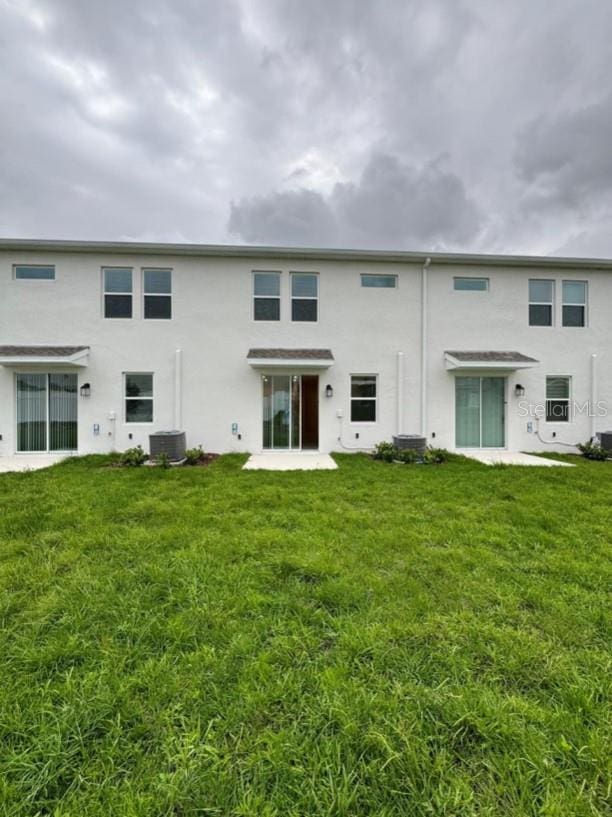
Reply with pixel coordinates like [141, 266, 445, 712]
[455, 376, 505, 448]
[16, 373, 78, 452]
[262, 374, 300, 449]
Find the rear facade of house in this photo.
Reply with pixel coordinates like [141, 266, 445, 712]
[0, 239, 610, 459]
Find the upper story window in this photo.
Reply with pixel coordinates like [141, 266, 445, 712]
[124, 373, 153, 423]
[546, 376, 570, 422]
[562, 281, 587, 327]
[144, 268, 172, 319]
[291, 273, 318, 322]
[350, 375, 377, 422]
[253, 271, 280, 321]
[14, 264, 55, 280]
[361, 274, 397, 288]
[529, 279, 554, 326]
[454, 277, 489, 291]
[104, 267, 132, 319]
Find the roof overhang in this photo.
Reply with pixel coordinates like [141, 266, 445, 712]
[445, 351, 539, 372]
[0, 346, 90, 367]
[247, 348, 334, 369]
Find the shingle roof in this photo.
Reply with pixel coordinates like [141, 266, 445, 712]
[0, 345, 89, 357]
[247, 348, 334, 360]
[445, 351, 538, 363]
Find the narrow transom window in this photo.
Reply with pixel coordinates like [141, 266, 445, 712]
[14, 265, 55, 280]
[529, 279, 554, 326]
[144, 269, 172, 319]
[562, 281, 587, 327]
[454, 277, 489, 291]
[253, 272, 281, 321]
[546, 376, 570, 422]
[125, 373, 153, 423]
[291, 273, 318, 322]
[351, 375, 377, 422]
[104, 268, 133, 319]
[361, 274, 397, 288]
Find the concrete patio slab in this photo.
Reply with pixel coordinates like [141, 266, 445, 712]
[0, 454, 67, 473]
[243, 453, 338, 471]
[461, 450, 573, 467]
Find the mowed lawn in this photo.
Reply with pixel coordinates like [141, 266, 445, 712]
[0, 454, 610, 817]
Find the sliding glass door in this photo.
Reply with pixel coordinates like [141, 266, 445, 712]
[16, 373, 78, 452]
[262, 375, 300, 449]
[455, 376, 505, 448]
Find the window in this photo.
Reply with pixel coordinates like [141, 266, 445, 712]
[529, 279, 554, 326]
[351, 375, 377, 422]
[546, 376, 570, 422]
[125, 373, 153, 423]
[454, 277, 489, 291]
[361, 274, 397, 288]
[253, 272, 280, 321]
[291, 273, 318, 321]
[14, 265, 55, 280]
[144, 268, 172, 319]
[562, 281, 587, 327]
[104, 268, 133, 318]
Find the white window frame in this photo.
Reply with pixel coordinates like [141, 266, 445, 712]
[13, 264, 56, 281]
[291, 272, 318, 323]
[545, 375, 571, 423]
[103, 267, 133, 319]
[360, 274, 397, 289]
[528, 279, 555, 327]
[562, 280, 587, 328]
[350, 374, 378, 424]
[453, 277, 489, 291]
[124, 372, 154, 424]
[142, 268, 172, 320]
[252, 271, 281, 322]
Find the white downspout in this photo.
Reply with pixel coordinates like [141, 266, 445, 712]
[174, 348, 183, 429]
[420, 257, 431, 437]
[590, 353, 597, 440]
[396, 351, 404, 434]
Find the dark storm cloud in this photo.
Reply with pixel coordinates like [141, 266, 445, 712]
[1, 0, 612, 254]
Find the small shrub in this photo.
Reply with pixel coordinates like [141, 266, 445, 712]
[398, 448, 418, 464]
[372, 441, 397, 462]
[119, 445, 147, 467]
[155, 451, 172, 469]
[421, 447, 449, 465]
[578, 440, 608, 461]
[184, 445, 204, 465]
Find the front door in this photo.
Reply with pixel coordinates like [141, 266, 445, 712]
[455, 376, 505, 448]
[16, 373, 78, 452]
[262, 374, 319, 450]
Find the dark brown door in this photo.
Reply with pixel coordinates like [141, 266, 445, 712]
[301, 375, 319, 450]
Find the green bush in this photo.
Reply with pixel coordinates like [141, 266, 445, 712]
[372, 441, 397, 462]
[398, 448, 418, 464]
[578, 440, 608, 461]
[184, 445, 204, 465]
[155, 451, 172, 469]
[422, 447, 449, 465]
[119, 445, 147, 467]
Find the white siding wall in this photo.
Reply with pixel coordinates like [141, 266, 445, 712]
[0, 248, 609, 456]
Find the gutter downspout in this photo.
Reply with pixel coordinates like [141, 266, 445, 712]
[420, 257, 431, 437]
[591, 353, 597, 440]
[396, 351, 404, 434]
[174, 348, 183, 429]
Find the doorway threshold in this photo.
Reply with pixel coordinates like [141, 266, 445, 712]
[243, 453, 337, 471]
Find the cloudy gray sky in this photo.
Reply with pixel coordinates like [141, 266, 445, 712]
[1, 0, 612, 256]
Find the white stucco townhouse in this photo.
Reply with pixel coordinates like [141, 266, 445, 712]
[0, 238, 610, 458]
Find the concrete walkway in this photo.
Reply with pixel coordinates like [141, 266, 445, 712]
[243, 453, 338, 471]
[462, 450, 573, 467]
[0, 454, 67, 473]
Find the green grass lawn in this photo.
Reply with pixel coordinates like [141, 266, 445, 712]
[0, 453, 610, 816]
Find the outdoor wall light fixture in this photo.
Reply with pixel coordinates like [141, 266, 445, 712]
[325, 384, 333, 398]
[80, 382, 91, 398]
[514, 384, 525, 398]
